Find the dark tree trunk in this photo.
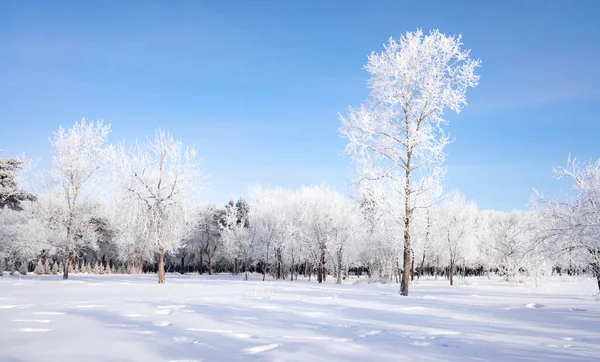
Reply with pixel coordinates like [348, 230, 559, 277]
[63, 249, 70, 280]
[318, 247, 326, 283]
[410, 253, 415, 281]
[419, 252, 426, 281]
[449, 260, 455, 286]
[304, 259, 308, 278]
[199, 251, 204, 275]
[180, 255, 185, 275]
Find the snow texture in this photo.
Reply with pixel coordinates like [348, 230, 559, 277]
[0, 274, 599, 362]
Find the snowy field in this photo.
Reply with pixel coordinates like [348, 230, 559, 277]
[1, 275, 599, 362]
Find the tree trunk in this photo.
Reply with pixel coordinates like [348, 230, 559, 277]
[276, 248, 282, 279]
[180, 255, 185, 275]
[304, 259, 308, 278]
[410, 252, 415, 281]
[319, 247, 326, 283]
[419, 252, 426, 281]
[207, 255, 213, 275]
[63, 248, 70, 280]
[158, 247, 166, 284]
[233, 257, 238, 275]
[592, 262, 600, 292]
[199, 249, 204, 275]
[41, 250, 47, 274]
[400, 162, 412, 296]
[449, 260, 455, 286]
[336, 249, 343, 284]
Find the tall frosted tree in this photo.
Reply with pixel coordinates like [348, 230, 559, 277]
[340, 29, 480, 295]
[49, 120, 110, 279]
[110, 130, 204, 284]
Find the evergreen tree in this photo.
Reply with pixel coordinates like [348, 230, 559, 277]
[0, 152, 35, 210]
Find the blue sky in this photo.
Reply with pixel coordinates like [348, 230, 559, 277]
[1, 0, 599, 211]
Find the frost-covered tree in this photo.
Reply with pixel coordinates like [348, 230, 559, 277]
[248, 185, 294, 281]
[534, 157, 600, 291]
[110, 130, 204, 283]
[0, 152, 36, 210]
[187, 204, 223, 275]
[479, 211, 537, 281]
[48, 120, 110, 279]
[437, 191, 478, 285]
[294, 185, 358, 284]
[340, 29, 480, 295]
[221, 199, 258, 281]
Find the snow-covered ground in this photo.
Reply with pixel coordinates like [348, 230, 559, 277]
[0, 274, 599, 362]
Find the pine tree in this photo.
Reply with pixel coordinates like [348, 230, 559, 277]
[0, 153, 36, 210]
[34, 260, 45, 275]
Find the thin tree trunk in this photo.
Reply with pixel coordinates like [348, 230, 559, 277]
[180, 255, 185, 275]
[593, 262, 600, 292]
[41, 250, 47, 274]
[419, 252, 426, 281]
[304, 259, 308, 278]
[233, 257, 238, 275]
[263, 246, 269, 281]
[158, 247, 166, 284]
[336, 250, 343, 284]
[410, 252, 415, 281]
[449, 260, 455, 286]
[401, 159, 412, 296]
[199, 249, 204, 275]
[63, 248, 70, 280]
[320, 247, 326, 283]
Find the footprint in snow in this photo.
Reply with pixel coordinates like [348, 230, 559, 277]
[173, 336, 194, 343]
[411, 341, 433, 347]
[158, 305, 186, 310]
[358, 330, 382, 338]
[18, 328, 51, 332]
[568, 308, 587, 312]
[243, 344, 280, 354]
[524, 303, 545, 308]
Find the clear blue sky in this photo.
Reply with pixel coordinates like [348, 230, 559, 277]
[1, 0, 599, 211]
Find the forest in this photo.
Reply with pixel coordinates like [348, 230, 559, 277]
[1, 30, 599, 296]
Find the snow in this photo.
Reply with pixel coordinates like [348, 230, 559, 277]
[0, 274, 599, 362]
